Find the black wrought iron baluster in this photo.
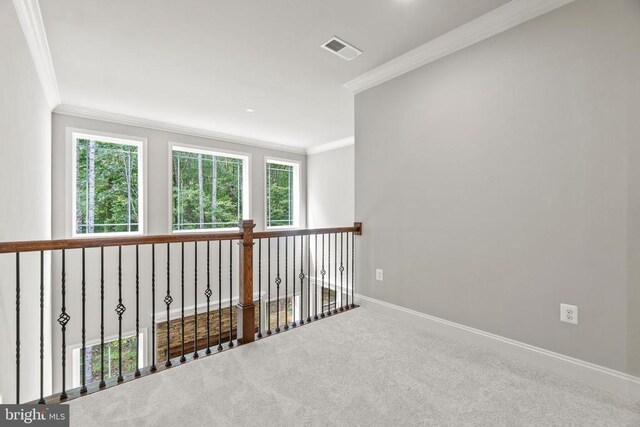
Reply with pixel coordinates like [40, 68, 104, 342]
[205, 241, 212, 354]
[327, 234, 331, 316]
[38, 251, 45, 404]
[257, 239, 263, 338]
[334, 233, 338, 314]
[116, 246, 126, 383]
[284, 236, 289, 330]
[307, 235, 311, 323]
[346, 234, 350, 310]
[100, 248, 106, 386]
[180, 242, 186, 363]
[135, 245, 141, 377]
[165, 243, 173, 367]
[59, 250, 69, 400]
[193, 242, 199, 359]
[299, 235, 305, 325]
[291, 236, 297, 328]
[267, 238, 272, 335]
[275, 237, 281, 333]
[351, 232, 355, 308]
[314, 234, 318, 320]
[15, 253, 20, 404]
[340, 233, 345, 311]
[81, 248, 87, 393]
[151, 244, 157, 371]
[228, 240, 234, 347]
[321, 234, 326, 318]
[217, 241, 223, 351]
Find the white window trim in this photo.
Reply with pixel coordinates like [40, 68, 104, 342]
[168, 142, 251, 233]
[66, 127, 148, 238]
[69, 328, 147, 388]
[264, 156, 301, 230]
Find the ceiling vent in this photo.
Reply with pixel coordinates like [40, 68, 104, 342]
[321, 36, 362, 61]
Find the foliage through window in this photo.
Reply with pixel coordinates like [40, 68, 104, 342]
[172, 148, 248, 231]
[266, 160, 298, 228]
[74, 134, 142, 235]
[75, 334, 141, 387]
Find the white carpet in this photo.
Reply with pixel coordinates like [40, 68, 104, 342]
[68, 308, 640, 426]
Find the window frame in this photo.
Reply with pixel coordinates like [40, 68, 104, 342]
[67, 128, 147, 238]
[264, 157, 300, 230]
[168, 142, 251, 233]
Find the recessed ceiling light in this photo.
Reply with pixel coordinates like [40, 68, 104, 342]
[245, 108, 255, 113]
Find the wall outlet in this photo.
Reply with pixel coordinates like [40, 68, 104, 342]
[560, 303, 578, 325]
[375, 269, 383, 281]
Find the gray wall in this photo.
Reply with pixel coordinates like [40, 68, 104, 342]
[0, 0, 53, 402]
[307, 145, 355, 228]
[355, 0, 640, 374]
[50, 114, 307, 391]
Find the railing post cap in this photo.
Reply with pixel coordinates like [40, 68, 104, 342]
[240, 219, 256, 229]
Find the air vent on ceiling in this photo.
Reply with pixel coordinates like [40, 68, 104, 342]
[321, 36, 362, 61]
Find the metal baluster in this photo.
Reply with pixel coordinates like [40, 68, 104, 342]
[351, 233, 356, 308]
[205, 241, 212, 354]
[16, 253, 20, 404]
[135, 245, 141, 376]
[180, 242, 186, 363]
[345, 234, 349, 310]
[151, 245, 157, 371]
[291, 236, 297, 328]
[267, 238, 272, 335]
[334, 233, 338, 314]
[38, 251, 45, 404]
[228, 240, 234, 347]
[327, 234, 331, 316]
[100, 248, 106, 386]
[81, 248, 87, 393]
[340, 233, 345, 311]
[217, 241, 223, 351]
[299, 235, 305, 325]
[307, 235, 311, 323]
[257, 239, 263, 338]
[116, 247, 126, 383]
[284, 237, 289, 330]
[59, 250, 69, 400]
[193, 242, 199, 359]
[165, 243, 173, 367]
[314, 234, 318, 320]
[276, 237, 281, 333]
[321, 234, 326, 318]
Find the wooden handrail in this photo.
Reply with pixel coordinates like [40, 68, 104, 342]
[0, 222, 363, 254]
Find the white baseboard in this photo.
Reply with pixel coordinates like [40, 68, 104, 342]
[356, 293, 640, 402]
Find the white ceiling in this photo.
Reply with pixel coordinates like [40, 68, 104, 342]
[40, 0, 509, 149]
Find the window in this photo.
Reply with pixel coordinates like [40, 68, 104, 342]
[72, 333, 143, 387]
[267, 295, 300, 326]
[266, 159, 299, 228]
[172, 146, 249, 231]
[72, 131, 144, 236]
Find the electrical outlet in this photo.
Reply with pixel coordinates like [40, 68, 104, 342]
[375, 269, 383, 281]
[560, 303, 578, 325]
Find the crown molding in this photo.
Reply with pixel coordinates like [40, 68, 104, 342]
[344, 0, 576, 94]
[54, 104, 307, 155]
[12, 0, 61, 110]
[306, 136, 354, 155]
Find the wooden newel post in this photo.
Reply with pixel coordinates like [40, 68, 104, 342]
[237, 219, 256, 345]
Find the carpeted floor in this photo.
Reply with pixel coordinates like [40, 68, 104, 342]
[68, 307, 640, 426]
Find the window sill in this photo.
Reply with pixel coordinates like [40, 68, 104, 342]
[71, 231, 144, 239]
[171, 227, 241, 234]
